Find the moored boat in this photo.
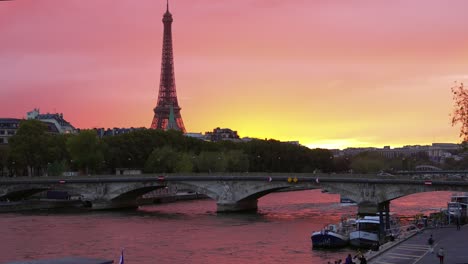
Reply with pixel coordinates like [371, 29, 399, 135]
[349, 216, 380, 248]
[311, 218, 356, 248]
[448, 192, 468, 224]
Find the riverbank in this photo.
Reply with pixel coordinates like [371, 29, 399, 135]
[367, 224, 467, 264]
[0, 199, 84, 213]
[0, 192, 208, 213]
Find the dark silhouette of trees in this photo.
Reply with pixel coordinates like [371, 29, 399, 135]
[4, 126, 337, 176]
[145, 146, 193, 173]
[0, 145, 9, 176]
[66, 130, 104, 175]
[8, 120, 50, 176]
[451, 82, 468, 143]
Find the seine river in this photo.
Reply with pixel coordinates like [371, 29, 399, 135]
[0, 190, 452, 264]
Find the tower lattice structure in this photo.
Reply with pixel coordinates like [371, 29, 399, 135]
[150, 1, 186, 132]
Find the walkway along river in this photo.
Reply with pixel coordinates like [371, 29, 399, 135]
[0, 190, 452, 264]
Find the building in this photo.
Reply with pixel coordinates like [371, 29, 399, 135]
[1, 109, 76, 145]
[27, 108, 76, 134]
[0, 118, 21, 144]
[205, 127, 240, 142]
[184, 132, 207, 141]
[93, 127, 145, 138]
[335, 143, 463, 163]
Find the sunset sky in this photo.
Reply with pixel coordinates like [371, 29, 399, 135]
[1, 0, 467, 149]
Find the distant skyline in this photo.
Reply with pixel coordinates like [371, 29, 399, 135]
[1, 0, 467, 149]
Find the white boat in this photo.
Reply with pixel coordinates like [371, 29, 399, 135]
[448, 192, 468, 224]
[349, 216, 380, 248]
[311, 218, 356, 248]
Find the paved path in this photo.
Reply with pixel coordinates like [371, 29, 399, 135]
[369, 225, 467, 264]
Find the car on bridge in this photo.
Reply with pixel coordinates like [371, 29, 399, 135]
[377, 172, 395, 177]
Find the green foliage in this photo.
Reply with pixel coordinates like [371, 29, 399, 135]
[350, 152, 387, 173]
[144, 146, 183, 173]
[224, 150, 249, 172]
[195, 151, 227, 173]
[8, 120, 49, 176]
[0, 145, 9, 176]
[67, 130, 104, 175]
[175, 152, 194, 173]
[47, 160, 67, 176]
[5, 125, 343, 176]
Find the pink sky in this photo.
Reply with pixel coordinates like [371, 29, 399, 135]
[1, 0, 467, 149]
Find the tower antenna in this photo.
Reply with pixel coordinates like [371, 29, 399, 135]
[166, 0, 169, 12]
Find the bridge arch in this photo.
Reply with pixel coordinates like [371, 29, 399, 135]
[415, 165, 442, 171]
[0, 185, 50, 201]
[168, 180, 297, 212]
[320, 180, 468, 214]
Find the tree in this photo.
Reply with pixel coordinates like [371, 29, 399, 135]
[144, 146, 193, 173]
[8, 120, 49, 176]
[195, 151, 226, 173]
[451, 82, 468, 142]
[225, 150, 249, 172]
[350, 152, 387, 173]
[0, 145, 9, 177]
[67, 130, 104, 175]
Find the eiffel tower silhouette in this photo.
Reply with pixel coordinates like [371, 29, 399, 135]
[150, 0, 186, 132]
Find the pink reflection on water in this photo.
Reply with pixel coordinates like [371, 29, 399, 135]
[0, 190, 455, 264]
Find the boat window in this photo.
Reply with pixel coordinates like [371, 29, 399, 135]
[358, 222, 380, 232]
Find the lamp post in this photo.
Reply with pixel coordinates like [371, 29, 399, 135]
[46, 162, 51, 177]
[10, 161, 15, 177]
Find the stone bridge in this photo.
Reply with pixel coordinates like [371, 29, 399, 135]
[0, 172, 467, 213]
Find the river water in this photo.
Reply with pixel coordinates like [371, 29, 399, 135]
[0, 190, 452, 264]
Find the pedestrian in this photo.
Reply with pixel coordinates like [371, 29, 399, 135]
[428, 234, 434, 253]
[345, 254, 353, 264]
[437, 247, 445, 264]
[456, 217, 461, 230]
[359, 255, 367, 264]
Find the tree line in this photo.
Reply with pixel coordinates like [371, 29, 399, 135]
[0, 120, 334, 177]
[1, 120, 466, 177]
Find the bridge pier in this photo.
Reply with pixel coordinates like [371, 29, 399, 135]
[357, 202, 379, 215]
[216, 199, 258, 213]
[88, 199, 139, 210]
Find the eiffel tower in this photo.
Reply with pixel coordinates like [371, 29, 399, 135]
[150, 0, 186, 132]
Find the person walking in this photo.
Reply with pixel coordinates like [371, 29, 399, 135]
[344, 254, 353, 264]
[437, 247, 445, 264]
[359, 255, 367, 264]
[428, 234, 434, 253]
[456, 217, 461, 230]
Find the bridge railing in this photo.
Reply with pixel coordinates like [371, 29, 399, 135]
[1, 172, 468, 185]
